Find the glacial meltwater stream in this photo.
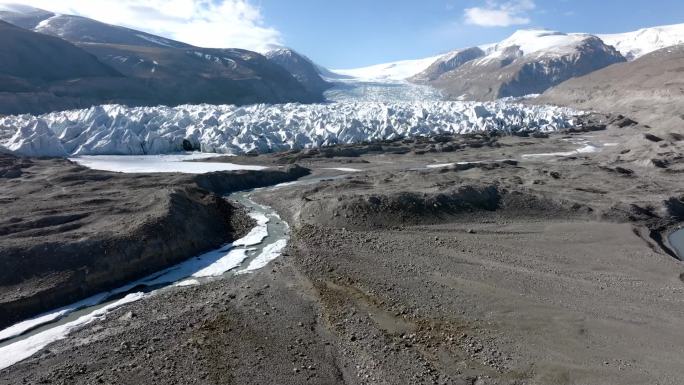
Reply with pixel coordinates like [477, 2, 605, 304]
[669, 228, 684, 260]
[0, 188, 289, 370]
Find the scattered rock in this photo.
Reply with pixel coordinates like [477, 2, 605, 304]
[644, 133, 664, 142]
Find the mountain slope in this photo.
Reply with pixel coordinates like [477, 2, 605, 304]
[0, 20, 120, 82]
[0, 3, 190, 49]
[538, 45, 684, 130]
[0, 4, 323, 113]
[424, 30, 626, 101]
[82, 44, 319, 106]
[599, 23, 684, 60]
[265, 48, 332, 95]
[410, 47, 485, 82]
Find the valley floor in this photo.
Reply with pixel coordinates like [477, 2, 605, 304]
[1, 119, 683, 385]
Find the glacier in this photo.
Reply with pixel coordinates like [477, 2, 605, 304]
[0, 102, 581, 157]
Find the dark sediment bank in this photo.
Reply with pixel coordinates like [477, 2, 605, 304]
[0, 154, 308, 329]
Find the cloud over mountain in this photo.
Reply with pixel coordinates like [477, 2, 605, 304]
[0, 0, 283, 51]
[464, 0, 535, 27]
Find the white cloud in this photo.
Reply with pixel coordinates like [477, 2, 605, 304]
[464, 0, 536, 27]
[0, 0, 283, 52]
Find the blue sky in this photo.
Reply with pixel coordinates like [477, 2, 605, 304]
[7, 0, 684, 68]
[257, 0, 684, 68]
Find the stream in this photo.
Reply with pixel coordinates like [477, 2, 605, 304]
[669, 228, 684, 260]
[0, 189, 289, 370]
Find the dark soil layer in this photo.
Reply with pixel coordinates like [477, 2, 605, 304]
[0, 155, 308, 328]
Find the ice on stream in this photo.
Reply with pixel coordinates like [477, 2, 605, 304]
[0, 293, 144, 371]
[240, 239, 289, 273]
[0, 193, 285, 370]
[233, 212, 270, 247]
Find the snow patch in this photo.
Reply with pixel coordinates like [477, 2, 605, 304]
[322, 167, 362, 172]
[70, 154, 266, 174]
[331, 55, 444, 81]
[135, 34, 174, 48]
[599, 23, 684, 60]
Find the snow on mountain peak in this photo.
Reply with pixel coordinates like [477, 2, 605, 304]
[0, 3, 45, 13]
[331, 55, 445, 82]
[488, 29, 592, 57]
[599, 23, 684, 60]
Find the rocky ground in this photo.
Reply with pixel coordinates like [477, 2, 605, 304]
[1, 115, 683, 385]
[0, 156, 308, 329]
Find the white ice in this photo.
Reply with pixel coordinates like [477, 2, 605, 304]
[191, 249, 249, 278]
[0, 102, 581, 157]
[425, 159, 516, 169]
[233, 212, 270, 247]
[522, 144, 600, 158]
[331, 55, 443, 81]
[70, 154, 265, 174]
[0, 210, 269, 357]
[0, 293, 144, 371]
[599, 23, 684, 60]
[426, 163, 457, 169]
[322, 167, 362, 172]
[273, 181, 299, 189]
[240, 239, 288, 273]
[0, 292, 109, 342]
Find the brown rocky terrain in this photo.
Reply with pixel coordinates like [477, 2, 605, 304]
[2, 118, 683, 385]
[0, 154, 308, 329]
[537, 45, 684, 131]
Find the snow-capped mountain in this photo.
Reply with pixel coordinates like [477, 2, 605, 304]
[265, 48, 332, 95]
[331, 23, 684, 91]
[410, 47, 485, 83]
[0, 4, 324, 114]
[331, 55, 444, 82]
[0, 3, 190, 49]
[420, 30, 625, 101]
[599, 23, 684, 60]
[0, 102, 580, 157]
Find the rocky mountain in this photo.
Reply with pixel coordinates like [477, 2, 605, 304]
[333, 24, 684, 101]
[0, 20, 120, 82]
[0, 20, 146, 115]
[599, 23, 684, 60]
[0, 4, 323, 115]
[0, 3, 190, 49]
[409, 47, 485, 83]
[265, 48, 332, 95]
[414, 30, 625, 101]
[538, 44, 684, 130]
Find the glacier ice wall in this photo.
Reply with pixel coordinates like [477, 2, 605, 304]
[0, 102, 581, 157]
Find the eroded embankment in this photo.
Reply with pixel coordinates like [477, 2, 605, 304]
[300, 180, 593, 230]
[0, 154, 308, 328]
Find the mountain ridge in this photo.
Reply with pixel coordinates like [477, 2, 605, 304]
[331, 24, 684, 82]
[0, 4, 325, 114]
